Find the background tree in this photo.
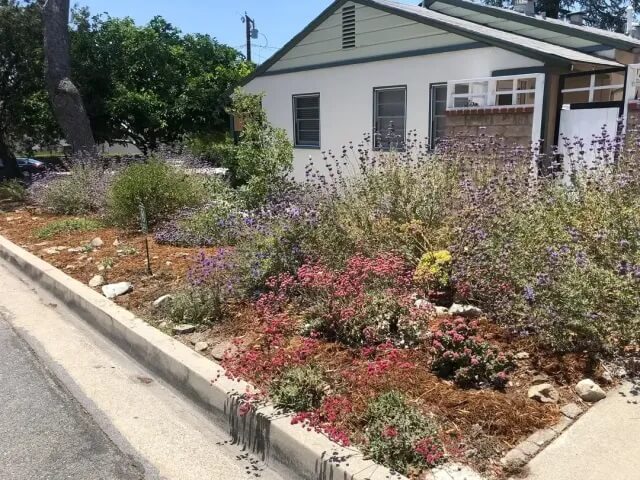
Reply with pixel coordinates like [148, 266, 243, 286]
[0, 0, 58, 179]
[70, 10, 253, 154]
[43, 0, 95, 153]
[483, 0, 640, 31]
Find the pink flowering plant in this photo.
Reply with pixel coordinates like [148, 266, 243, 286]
[430, 318, 513, 388]
[261, 253, 435, 347]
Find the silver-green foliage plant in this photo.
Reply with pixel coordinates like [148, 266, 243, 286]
[270, 365, 328, 412]
[0, 179, 27, 202]
[36, 217, 102, 239]
[363, 391, 443, 475]
[31, 161, 113, 215]
[107, 159, 205, 228]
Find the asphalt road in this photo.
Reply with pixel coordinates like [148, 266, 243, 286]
[0, 314, 145, 480]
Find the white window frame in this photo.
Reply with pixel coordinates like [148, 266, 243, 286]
[447, 74, 543, 110]
[561, 72, 625, 104]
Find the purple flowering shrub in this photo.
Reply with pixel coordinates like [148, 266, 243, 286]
[430, 318, 513, 388]
[167, 249, 236, 324]
[451, 136, 640, 354]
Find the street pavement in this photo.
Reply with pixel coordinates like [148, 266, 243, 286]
[0, 258, 282, 480]
[0, 315, 144, 480]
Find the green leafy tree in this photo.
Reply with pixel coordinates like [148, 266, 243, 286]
[70, 10, 253, 153]
[483, 0, 640, 32]
[0, 0, 58, 178]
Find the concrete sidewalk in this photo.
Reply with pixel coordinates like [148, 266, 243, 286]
[526, 381, 640, 480]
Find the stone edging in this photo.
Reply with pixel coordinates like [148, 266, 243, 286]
[501, 402, 584, 470]
[0, 234, 402, 480]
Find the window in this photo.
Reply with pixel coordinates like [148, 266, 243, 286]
[373, 86, 407, 151]
[561, 71, 625, 106]
[447, 74, 540, 110]
[430, 84, 447, 149]
[293, 94, 320, 148]
[342, 5, 356, 49]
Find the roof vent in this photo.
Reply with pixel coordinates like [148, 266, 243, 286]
[567, 11, 586, 25]
[342, 5, 356, 49]
[513, 0, 535, 16]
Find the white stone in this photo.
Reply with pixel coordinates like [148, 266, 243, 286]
[448, 303, 482, 318]
[194, 342, 209, 352]
[515, 352, 530, 360]
[88, 275, 105, 288]
[528, 383, 560, 403]
[67, 247, 84, 253]
[210, 341, 237, 361]
[153, 294, 173, 308]
[435, 306, 450, 317]
[172, 324, 196, 335]
[414, 298, 432, 309]
[101, 282, 132, 299]
[575, 379, 606, 402]
[112, 239, 120, 247]
[90, 237, 104, 248]
[41, 247, 60, 255]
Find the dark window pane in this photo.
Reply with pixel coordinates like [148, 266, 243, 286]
[293, 94, 320, 147]
[374, 87, 406, 151]
[497, 93, 513, 105]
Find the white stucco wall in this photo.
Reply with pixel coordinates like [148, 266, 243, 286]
[245, 46, 542, 180]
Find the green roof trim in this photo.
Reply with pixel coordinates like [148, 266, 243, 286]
[427, 0, 640, 51]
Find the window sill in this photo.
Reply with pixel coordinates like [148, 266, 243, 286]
[446, 105, 534, 115]
[294, 145, 321, 150]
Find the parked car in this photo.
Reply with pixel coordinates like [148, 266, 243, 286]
[16, 158, 46, 175]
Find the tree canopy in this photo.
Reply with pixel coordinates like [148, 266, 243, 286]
[0, 0, 58, 176]
[484, 0, 640, 32]
[70, 9, 253, 153]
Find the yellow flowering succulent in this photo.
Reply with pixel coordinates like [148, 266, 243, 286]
[414, 250, 452, 288]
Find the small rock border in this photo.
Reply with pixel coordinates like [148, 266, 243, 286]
[501, 402, 584, 471]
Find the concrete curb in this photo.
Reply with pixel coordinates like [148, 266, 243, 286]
[0, 235, 401, 480]
[501, 402, 584, 471]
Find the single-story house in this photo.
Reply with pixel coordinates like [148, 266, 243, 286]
[242, 0, 640, 178]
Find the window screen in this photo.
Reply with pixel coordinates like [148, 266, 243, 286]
[293, 94, 320, 148]
[373, 87, 406, 151]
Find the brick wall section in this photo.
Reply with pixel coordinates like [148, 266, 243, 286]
[444, 106, 533, 147]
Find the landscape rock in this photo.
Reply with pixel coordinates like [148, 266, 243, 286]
[448, 303, 482, 318]
[414, 299, 432, 309]
[172, 324, 196, 335]
[431, 464, 484, 479]
[67, 247, 84, 253]
[90, 237, 104, 248]
[113, 239, 120, 247]
[528, 383, 559, 403]
[101, 282, 133, 299]
[194, 342, 209, 352]
[41, 247, 60, 255]
[526, 428, 557, 447]
[210, 341, 237, 361]
[434, 306, 450, 317]
[515, 352, 530, 360]
[575, 379, 606, 402]
[501, 448, 528, 469]
[153, 294, 173, 308]
[88, 275, 105, 288]
[531, 374, 550, 385]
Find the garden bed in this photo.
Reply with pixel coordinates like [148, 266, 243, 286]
[0, 206, 609, 478]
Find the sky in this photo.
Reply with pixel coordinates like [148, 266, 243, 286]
[74, 0, 414, 64]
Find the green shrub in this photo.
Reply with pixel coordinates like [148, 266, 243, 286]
[31, 163, 113, 215]
[270, 365, 328, 412]
[363, 391, 444, 474]
[167, 287, 227, 325]
[36, 218, 102, 239]
[0, 179, 27, 202]
[107, 160, 205, 229]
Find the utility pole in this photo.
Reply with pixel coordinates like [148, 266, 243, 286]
[242, 13, 258, 62]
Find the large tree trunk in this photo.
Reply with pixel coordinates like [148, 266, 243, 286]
[43, 0, 95, 154]
[0, 136, 23, 180]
